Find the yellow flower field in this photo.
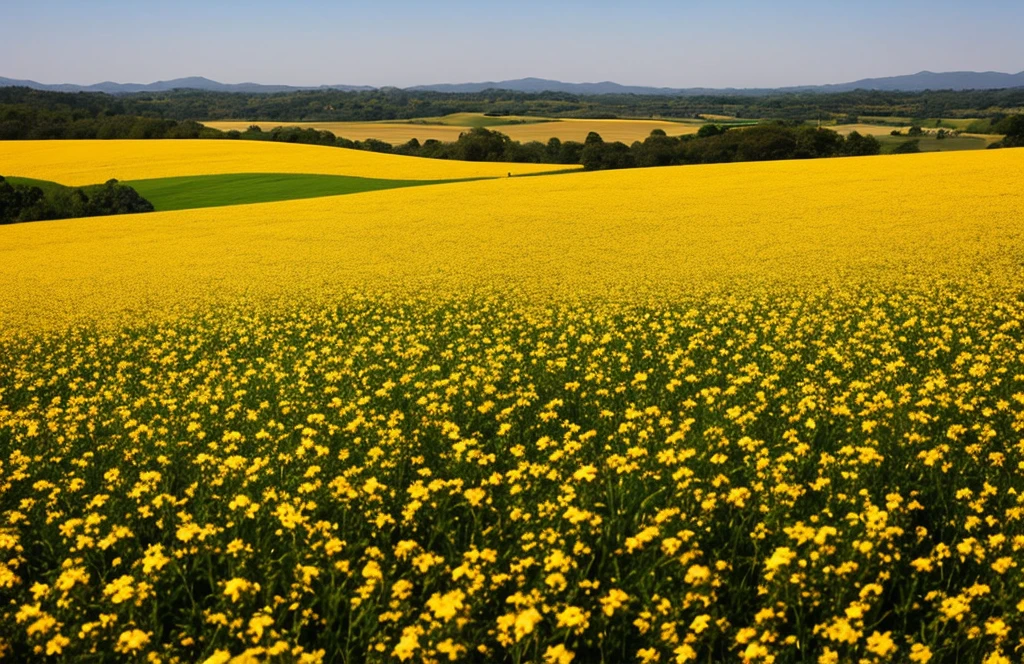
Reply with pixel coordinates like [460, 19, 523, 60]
[0, 139, 572, 186]
[202, 118, 703, 146]
[1, 149, 1024, 663]
[1, 149, 1022, 328]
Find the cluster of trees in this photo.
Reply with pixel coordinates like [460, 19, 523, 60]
[0, 101, 219, 140]
[4, 85, 1024, 126]
[994, 115, 1024, 147]
[0, 177, 154, 224]
[233, 124, 585, 164]
[234, 123, 885, 169]
[577, 124, 883, 170]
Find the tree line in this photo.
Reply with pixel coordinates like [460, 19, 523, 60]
[581, 124, 887, 169]
[236, 123, 885, 169]
[3, 103, 1022, 173]
[0, 176, 154, 224]
[3, 85, 1024, 126]
[0, 100, 218, 140]
[0, 91, 892, 169]
[2, 86, 1022, 174]
[236, 118, 1024, 168]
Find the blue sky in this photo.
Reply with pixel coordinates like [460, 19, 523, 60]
[2, 0, 1022, 88]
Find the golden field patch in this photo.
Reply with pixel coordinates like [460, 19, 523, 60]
[1, 149, 1023, 328]
[0, 139, 573, 186]
[203, 118, 702, 146]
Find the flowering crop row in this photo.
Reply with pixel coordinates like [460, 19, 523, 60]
[1, 148, 1024, 662]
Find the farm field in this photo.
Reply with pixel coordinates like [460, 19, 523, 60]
[499, 118, 703, 143]
[204, 116, 705, 146]
[828, 123, 1001, 151]
[206, 121, 471, 144]
[856, 117, 987, 129]
[876, 134, 995, 153]
[2, 145, 1024, 664]
[124, 173, 462, 212]
[830, 123, 916, 136]
[3, 147, 1023, 326]
[0, 139, 570, 187]
[398, 112, 551, 128]
[5, 173, 460, 212]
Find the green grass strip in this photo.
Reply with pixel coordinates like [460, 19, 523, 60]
[4, 172, 485, 215]
[4, 176, 76, 197]
[123, 173, 472, 212]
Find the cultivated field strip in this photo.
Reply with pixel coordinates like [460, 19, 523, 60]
[2, 149, 1022, 330]
[0, 140, 574, 187]
[202, 118, 704, 146]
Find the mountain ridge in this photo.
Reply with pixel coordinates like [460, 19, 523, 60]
[0, 75, 374, 94]
[2, 70, 1023, 96]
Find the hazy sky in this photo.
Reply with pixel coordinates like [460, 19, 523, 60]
[2, 0, 1022, 88]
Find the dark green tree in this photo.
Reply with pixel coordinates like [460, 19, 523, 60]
[545, 137, 563, 162]
[0, 176, 153, 224]
[891, 140, 922, 154]
[83, 179, 155, 216]
[842, 131, 882, 157]
[697, 124, 725, 138]
[997, 115, 1024, 147]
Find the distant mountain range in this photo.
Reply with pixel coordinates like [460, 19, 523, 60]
[407, 77, 691, 95]
[812, 70, 1024, 93]
[0, 75, 374, 94]
[409, 71, 1024, 95]
[2, 71, 1023, 96]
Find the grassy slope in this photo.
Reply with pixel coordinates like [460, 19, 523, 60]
[4, 176, 78, 197]
[858, 116, 986, 129]
[124, 173, 465, 211]
[5, 173, 474, 214]
[396, 113, 552, 128]
[875, 134, 992, 153]
[813, 122, 1001, 152]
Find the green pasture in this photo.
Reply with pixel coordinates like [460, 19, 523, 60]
[5, 173, 472, 213]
